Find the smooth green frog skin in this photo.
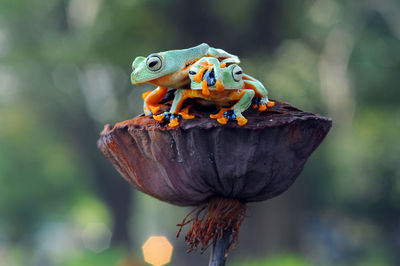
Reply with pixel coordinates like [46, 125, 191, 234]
[131, 43, 240, 115]
[157, 57, 274, 127]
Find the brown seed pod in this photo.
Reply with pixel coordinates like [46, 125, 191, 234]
[97, 101, 332, 252]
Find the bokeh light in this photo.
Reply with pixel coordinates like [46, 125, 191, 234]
[142, 236, 173, 266]
[82, 222, 112, 253]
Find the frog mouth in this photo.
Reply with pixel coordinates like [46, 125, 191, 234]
[131, 72, 145, 85]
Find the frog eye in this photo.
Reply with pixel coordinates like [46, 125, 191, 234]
[146, 54, 163, 72]
[188, 68, 197, 77]
[231, 65, 243, 82]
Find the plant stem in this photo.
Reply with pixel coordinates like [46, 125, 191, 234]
[208, 228, 232, 266]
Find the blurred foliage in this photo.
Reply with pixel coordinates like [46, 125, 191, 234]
[233, 254, 309, 266]
[0, 0, 400, 265]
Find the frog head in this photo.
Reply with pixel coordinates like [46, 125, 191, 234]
[131, 43, 210, 88]
[189, 57, 244, 91]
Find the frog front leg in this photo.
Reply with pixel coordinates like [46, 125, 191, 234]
[211, 89, 255, 126]
[154, 89, 198, 127]
[242, 74, 274, 111]
[142, 86, 168, 115]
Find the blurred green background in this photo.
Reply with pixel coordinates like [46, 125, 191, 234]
[1, 0, 399, 265]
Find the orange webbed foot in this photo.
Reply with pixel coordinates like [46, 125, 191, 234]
[180, 113, 195, 119]
[236, 117, 248, 126]
[153, 114, 165, 122]
[169, 118, 180, 128]
[210, 108, 229, 119]
[179, 105, 195, 119]
[259, 104, 267, 112]
[144, 103, 169, 115]
[150, 105, 161, 114]
[217, 117, 228, 125]
[252, 98, 271, 112]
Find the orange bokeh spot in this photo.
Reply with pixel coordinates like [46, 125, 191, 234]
[142, 236, 173, 266]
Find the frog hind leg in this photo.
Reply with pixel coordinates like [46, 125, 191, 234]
[143, 86, 168, 115]
[213, 89, 255, 126]
[242, 74, 274, 112]
[179, 105, 195, 119]
[210, 108, 230, 119]
[155, 89, 201, 127]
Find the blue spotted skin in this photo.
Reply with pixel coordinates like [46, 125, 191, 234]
[252, 97, 267, 107]
[223, 110, 237, 120]
[161, 112, 182, 123]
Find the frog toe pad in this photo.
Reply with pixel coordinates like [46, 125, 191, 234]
[218, 110, 247, 126]
[252, 98, 272, 112]
[236, 117, 248, 126]
[153, 113, 165, 121]
[259, 104, 267, 111]
[169, 118, 180, 127]
[217, 117, 228, 125]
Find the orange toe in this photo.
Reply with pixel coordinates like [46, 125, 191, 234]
[153, 114, 164, 122]
[150, 106, 160, 114]
[210, 113, 223, 119]
[217, 117, 228, 125]
[180, 105, 195, 119]
[181, 113, 195, 119]
[252, 104, 258, 109]
[259, 104, 267, 112]
[169, 118, 180, 127]
[237, 117, 248, 126]
[267, 101, 275, 107]
[210, 108, 228, 119]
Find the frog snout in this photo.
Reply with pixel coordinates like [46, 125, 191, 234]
[203, 67, 217, 87]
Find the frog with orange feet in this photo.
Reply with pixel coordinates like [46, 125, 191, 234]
[130, 43, 239, 116]
[154, 57, 275, 127]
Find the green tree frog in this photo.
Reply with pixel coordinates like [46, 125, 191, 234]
[131, 43, 239, 115]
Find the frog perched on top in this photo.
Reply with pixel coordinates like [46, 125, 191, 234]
[130, 44, 274, 127]
[131, 43, 239, 116]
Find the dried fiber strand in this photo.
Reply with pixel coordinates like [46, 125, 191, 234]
[177, 197, 247, 252]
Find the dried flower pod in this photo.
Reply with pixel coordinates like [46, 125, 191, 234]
[97, 101, 331, 252]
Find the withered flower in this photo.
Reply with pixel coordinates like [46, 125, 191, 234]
[97, 101, 331, 263]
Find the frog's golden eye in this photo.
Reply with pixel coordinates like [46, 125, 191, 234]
[146, 54, 163, 72]
[232, 65, 243, 82]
